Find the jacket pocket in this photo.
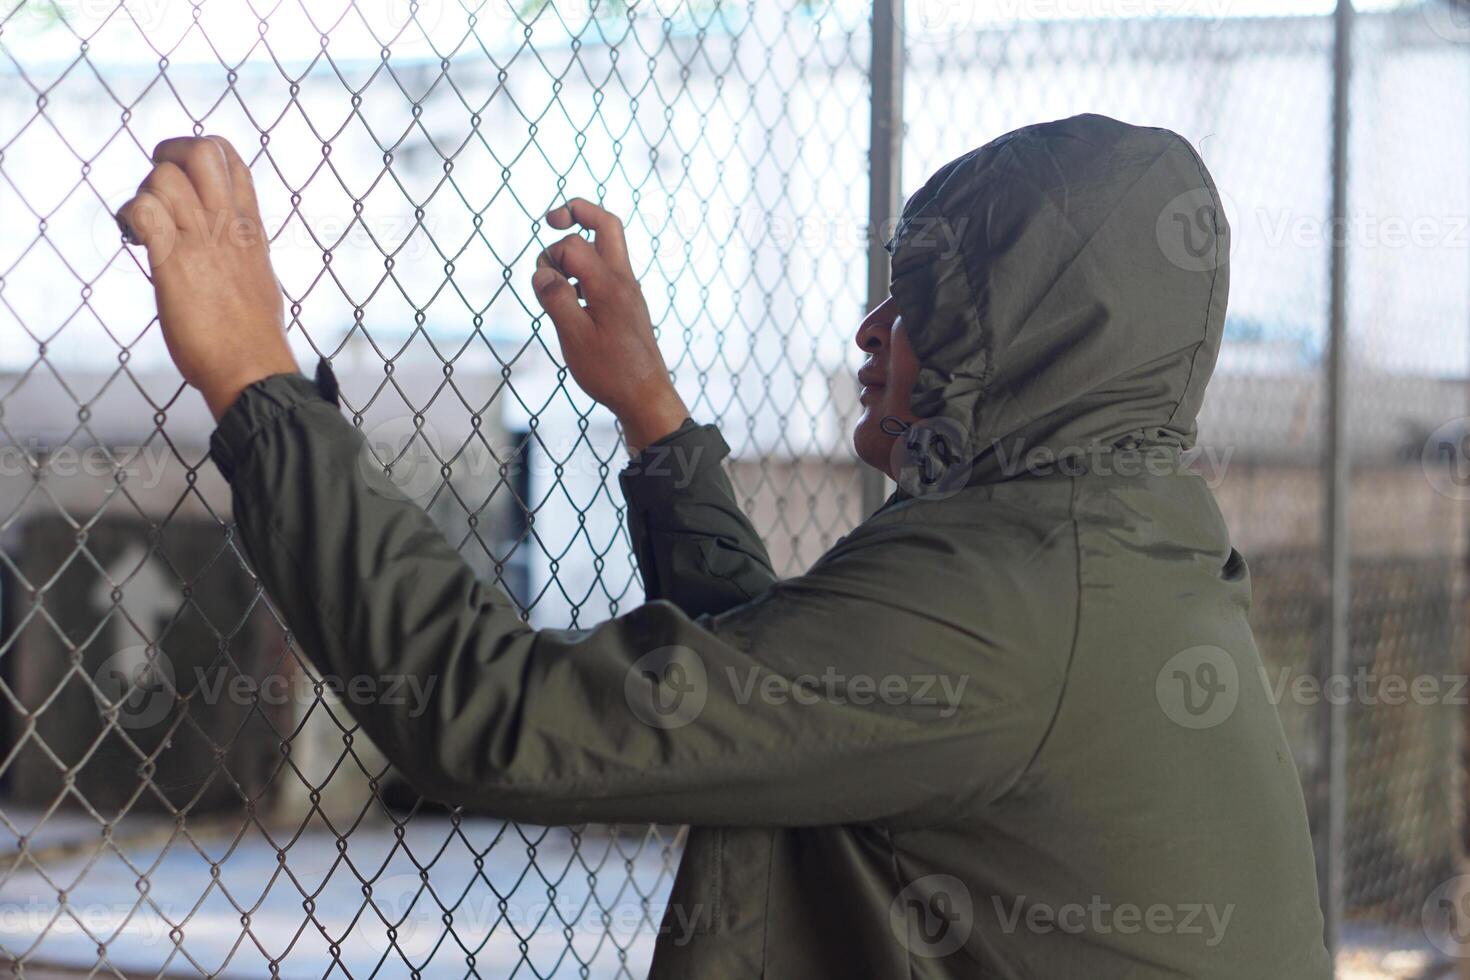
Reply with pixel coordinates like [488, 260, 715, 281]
[696, 537, 760, 600]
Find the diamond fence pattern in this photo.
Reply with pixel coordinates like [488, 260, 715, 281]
[0, 0, 1467, 976]
[0, 1, 869, 975]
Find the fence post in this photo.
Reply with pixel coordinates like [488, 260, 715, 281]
[863, 0, 903, 517]
[1321, 0, 1354, 966]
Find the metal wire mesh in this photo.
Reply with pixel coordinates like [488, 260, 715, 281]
[0, 1, 870, 975]
[0, 0, 1466, 976]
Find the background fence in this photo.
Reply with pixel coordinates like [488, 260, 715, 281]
[0, 0, 1466, 976]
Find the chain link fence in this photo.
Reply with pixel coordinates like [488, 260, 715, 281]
[0, 0, 1467, 976]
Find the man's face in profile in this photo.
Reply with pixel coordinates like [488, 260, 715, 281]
[853, 295, 922, 477]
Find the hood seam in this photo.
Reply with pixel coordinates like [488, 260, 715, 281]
[938, 136, 1177, 457]
[954, 212, 992, 445]
[1164, 134, 1224, 436]
[987, 138, 1177, 377]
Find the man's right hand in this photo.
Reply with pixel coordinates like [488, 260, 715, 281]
[116, 136, 299, 421]
[532, 199, 689, 453]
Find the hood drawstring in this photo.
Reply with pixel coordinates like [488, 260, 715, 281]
[882, 416, 963, 490]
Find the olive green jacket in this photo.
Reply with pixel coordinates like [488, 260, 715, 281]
[211, 113, 1331, 978]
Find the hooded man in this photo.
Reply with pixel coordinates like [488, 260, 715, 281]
[116, 112, 1332, 977]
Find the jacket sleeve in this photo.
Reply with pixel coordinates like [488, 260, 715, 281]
[211, 373, 1066, 828]
[617, 419, 778, 617]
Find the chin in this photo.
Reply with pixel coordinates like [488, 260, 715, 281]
[852, 416, 891, 475]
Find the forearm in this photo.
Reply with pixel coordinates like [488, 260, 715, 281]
[212, 374, 538, 799]
[619, 420, 777, 617]
[210, 372, 757, 822]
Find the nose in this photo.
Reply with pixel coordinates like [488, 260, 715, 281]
[855, 295, 898, 354]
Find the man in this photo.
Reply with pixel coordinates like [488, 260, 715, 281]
[116, 113, 1331, 977]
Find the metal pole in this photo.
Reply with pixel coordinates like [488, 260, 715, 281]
[1321, 0, 1353, 966]
[1460, 41, 1470, 980]
[863, 0, 903, 517]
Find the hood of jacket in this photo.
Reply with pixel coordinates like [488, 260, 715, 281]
[884, 112, 1230, 495]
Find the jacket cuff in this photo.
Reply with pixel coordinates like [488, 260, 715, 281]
[618, 419, 729, 509]
[209, 359, 339, 483]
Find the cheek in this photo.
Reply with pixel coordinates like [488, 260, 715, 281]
[886, 334, 922, 417]
[879, 384, 909, 419]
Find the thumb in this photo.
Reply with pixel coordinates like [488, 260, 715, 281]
[533, 261, 593, 337]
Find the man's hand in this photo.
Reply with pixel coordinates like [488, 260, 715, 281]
[116, 136, 299, 421]
[532, 199, 688, 453]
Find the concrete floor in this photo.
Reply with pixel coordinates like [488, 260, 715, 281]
[0, 808, 1457, 979]
[0, 810, 677, 978]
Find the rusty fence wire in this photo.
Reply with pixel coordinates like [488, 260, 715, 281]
[0, 0, 1468, 976]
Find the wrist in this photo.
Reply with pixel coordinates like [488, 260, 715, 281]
[617, 388, 690, 454]
[199, 353, 301, 421]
